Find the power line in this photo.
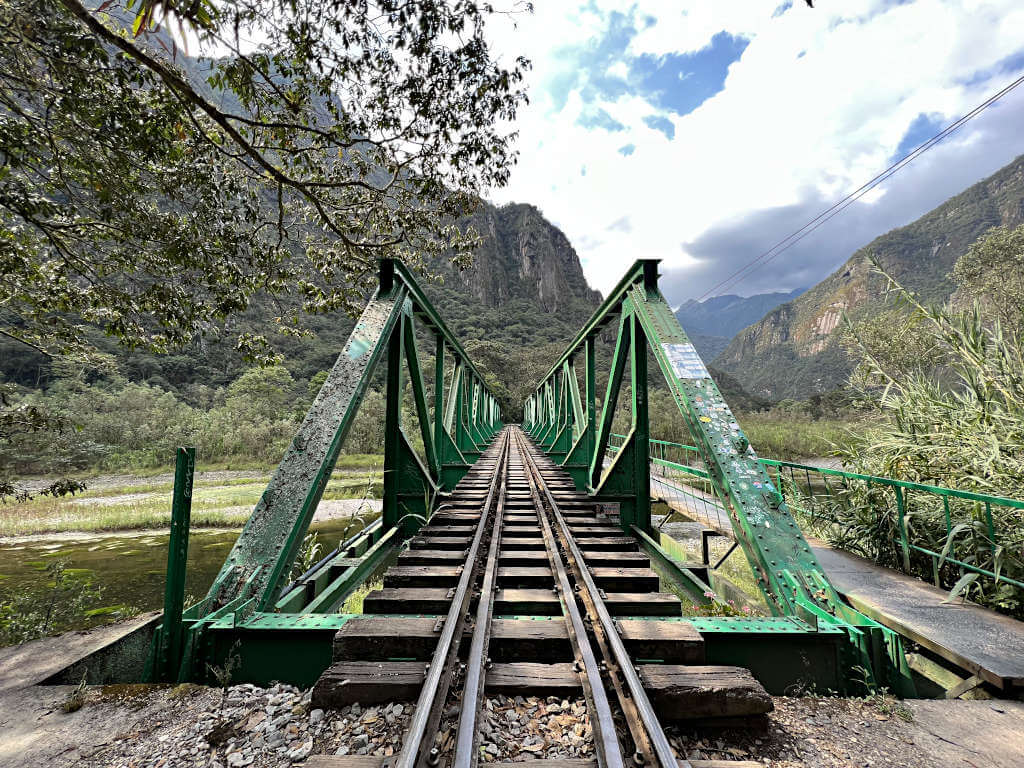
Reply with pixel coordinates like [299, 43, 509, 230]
[695, 70, 1024, 302]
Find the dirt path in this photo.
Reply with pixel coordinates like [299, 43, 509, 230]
[17, 469, 269, 494]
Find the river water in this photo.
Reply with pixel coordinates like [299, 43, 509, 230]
[0, 518, 363, 636]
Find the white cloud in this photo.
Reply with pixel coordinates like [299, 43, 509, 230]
[606, 60, 629, 80]
[485, 0, 1024, 298]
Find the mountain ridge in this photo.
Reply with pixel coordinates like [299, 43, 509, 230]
[674, 288, 806, 360]
[713, 154, 1024, 399]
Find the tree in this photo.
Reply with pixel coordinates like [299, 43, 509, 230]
[953, 224, 1024, 337]
[0, 0, 528, 499]
[1, 0, 529, 361]
[224, 365, 296, 422]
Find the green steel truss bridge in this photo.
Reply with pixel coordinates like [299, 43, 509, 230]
[49, 258, 1024, 768]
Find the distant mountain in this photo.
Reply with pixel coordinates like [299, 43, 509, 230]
[687, 333, 731, 362]
[714, 154, 1024, 400]
[674, 289, 805, 361]
[676, 289, 807, 338]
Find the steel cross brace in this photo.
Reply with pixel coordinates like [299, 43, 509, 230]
[525, 259, 916, 695]
[150, 259, 502, 683]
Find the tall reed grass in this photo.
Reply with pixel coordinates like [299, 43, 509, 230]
[831, 269, 1024, 615]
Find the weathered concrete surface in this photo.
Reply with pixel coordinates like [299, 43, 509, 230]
[0, 613, 165, 768]
[907, 699, 1024, 768]
[814, 544, 1024, 689]
[0, 611, 159, 692]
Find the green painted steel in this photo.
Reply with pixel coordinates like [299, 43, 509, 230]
[206, 272, 406, 616]
[148, 259, 500, 683]
[138, 255, 994, 695]
[150, 446, 195, 681]
[630, 524, 714, 606]
[525, 259, 916, 695]
[273, 519, 386, 613]
[300, 529, 398, 614]
[589, 309, 631, 489]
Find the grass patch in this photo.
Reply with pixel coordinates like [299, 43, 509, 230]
[737, 413, 858, 462]
[16, 453, 384, 484]
[341, 579, 382, 614]
[0, 468, 383, 537]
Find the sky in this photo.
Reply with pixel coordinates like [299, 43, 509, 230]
[483, 0, 1024, 305]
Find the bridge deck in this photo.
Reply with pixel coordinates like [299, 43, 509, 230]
[652, 475, 1024, 690]
[812, 543, 1024, 690]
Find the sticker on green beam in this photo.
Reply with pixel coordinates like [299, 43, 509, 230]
[347, 333, 371, 360]
[662, 343, 708, 379]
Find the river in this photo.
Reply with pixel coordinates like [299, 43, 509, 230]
[0, 518, 364, 639]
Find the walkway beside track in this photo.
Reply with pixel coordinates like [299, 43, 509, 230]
[650, 474, 1024, 690]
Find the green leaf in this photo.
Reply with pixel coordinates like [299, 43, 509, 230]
[942, 572, 979, 604]
[937, 522, 973, 571]
[132, 8, 146, 37]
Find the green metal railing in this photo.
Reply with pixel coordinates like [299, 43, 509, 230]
[621, 435, 1024, 601]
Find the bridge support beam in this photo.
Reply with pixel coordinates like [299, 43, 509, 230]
[524, 258, 916, 696]
[146, 259, 501, 684]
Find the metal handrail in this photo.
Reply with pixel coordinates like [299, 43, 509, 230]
[630, 435, 1024, 509]
[642, 436, 1024, 596]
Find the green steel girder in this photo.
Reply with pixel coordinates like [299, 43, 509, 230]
[202, 618, 351, 688]
[148, 259, 500, 683]
[561, 335, 598, 487]
[525, 259, 916, 695]
[566, 360, 584, 441]
[274, 519, 386, 613]
[299, 530, 398, 614]
[192, 610, 846, 692]
[562, 425, 592, 488]
[207, 276, 407, 616]
[196, 612, 844, 692]
[402, 310, 439, 481]
[588, 308, 631, 488]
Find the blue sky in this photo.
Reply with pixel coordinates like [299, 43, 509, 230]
[485, 0, 1024, 303]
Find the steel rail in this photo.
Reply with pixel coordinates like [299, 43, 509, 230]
[453, 428, 511, 768]
[394, 429, 511, 768]
[513, 429, 625, 768]
[517, 430, 686, 768]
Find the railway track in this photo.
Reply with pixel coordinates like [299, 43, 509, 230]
[311, 426, 771, 768]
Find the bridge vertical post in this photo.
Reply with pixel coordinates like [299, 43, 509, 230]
[629, 313, 651, 532]
[585, 334, 596, 488]
[534, 385, 543, 436]
[434, 336, 446, 474]
[383, 318, 404, 531]
[155, 445, 194, 681]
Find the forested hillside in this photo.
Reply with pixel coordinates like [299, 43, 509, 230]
[1, 200, 599, 410]
[714, 154, 1024, 399]
[1, 193, 777, 476]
